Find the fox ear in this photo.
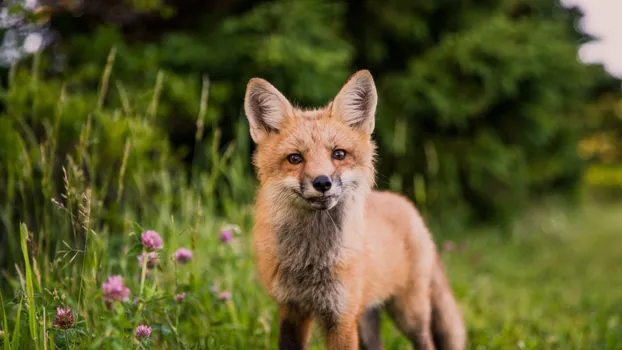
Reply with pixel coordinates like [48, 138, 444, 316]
[331, 70, 377, 135]
[244, 78, 294, 143]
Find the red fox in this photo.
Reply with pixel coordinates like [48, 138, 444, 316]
[244, 70, 466, 350]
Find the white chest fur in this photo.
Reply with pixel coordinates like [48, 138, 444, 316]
[271, 205, 348, 320]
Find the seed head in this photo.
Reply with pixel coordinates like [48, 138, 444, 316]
[174, 292, 186, 303]
[52, 306, 75, 329]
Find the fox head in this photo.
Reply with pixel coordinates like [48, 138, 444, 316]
[244, 70, 377, 211]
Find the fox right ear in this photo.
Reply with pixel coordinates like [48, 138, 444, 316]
[331, 70, 377, 135]
[244, 78, 294, 143]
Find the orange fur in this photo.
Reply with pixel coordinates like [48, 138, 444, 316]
[245, 70, 466, 350]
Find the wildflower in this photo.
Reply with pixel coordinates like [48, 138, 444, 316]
[219, 229, 234, 244]
[174, 292, 186, 303]
[219, 224, 241, 244]
[138, 252, 159, 269]
[52, 306, 75, 329]
[0, 329, 5, 340]
[219, 291, 232, 302]
[135, 325, 152, 339]
[141, 230, 163, 251]
[174, 248, 192, 264]
[102, 275, 130, 302]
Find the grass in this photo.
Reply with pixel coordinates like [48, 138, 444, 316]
[439, 202, 622, 349]
[2, 195, 622, 349]
[2, 52, 622, 349]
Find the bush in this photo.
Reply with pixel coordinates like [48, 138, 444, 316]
[46, 0, 612, 226]
[377, 15, 595, 222]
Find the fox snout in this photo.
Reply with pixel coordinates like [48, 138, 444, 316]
[301, 174, 341, 196]
[312, 175, 332, 193]
[299, 174, 343, 211]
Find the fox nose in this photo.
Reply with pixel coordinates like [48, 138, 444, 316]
[312, 175, 332, 193]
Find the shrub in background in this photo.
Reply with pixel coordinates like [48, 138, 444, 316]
[47, 0, 617, 225]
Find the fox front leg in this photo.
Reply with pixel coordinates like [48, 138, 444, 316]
[278, 304, 313, 350]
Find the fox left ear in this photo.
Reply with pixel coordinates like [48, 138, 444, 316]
[244, 78, 294, 143]
[331, 70, 377, 135]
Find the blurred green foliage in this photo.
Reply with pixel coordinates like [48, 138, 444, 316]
[578, 88, 622, 199]
[1, 2, 622, 347]
[1, 0, 620, 266]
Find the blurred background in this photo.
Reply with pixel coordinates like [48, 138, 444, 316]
[1, 0, 622, 348]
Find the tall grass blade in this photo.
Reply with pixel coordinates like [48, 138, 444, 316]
[115, 80, 132, 116]
[19, 223, 37, 346]
[147, 70, 164, 120]
[1, 293, 10, 350]
[97, 46, 117, 110]
[41, 306, 47, 350]
[116, 139, 131, 204]
[192, 75, 210, 172]
[195, 75, 210, 144]
[11, 297, 22, 349]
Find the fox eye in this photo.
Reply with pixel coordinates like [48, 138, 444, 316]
[287, 153, 304, 164]
[332, 149, 347, 160]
